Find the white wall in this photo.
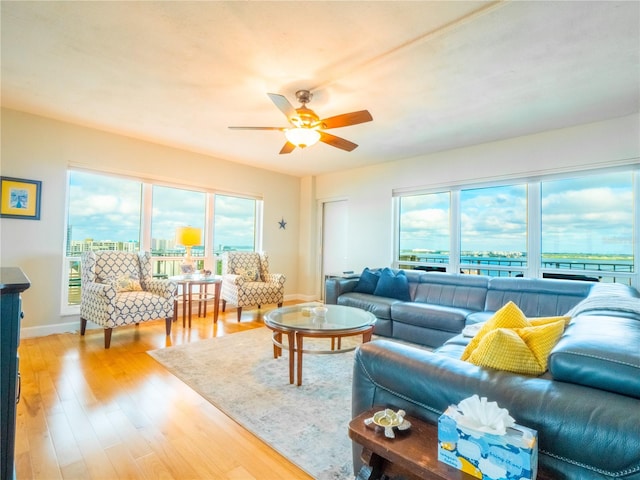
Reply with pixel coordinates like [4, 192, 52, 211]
[3, 109, 639, 335]
[313, 114, 640, 283]
[1, 108, 301, 335]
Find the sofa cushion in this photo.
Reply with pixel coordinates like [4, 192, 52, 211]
[391, 302, 470, 333]
[373, 268, 411, 301]
[549, 314, 640, 399]
[337, 292, 400, 320]
[414, 272, 488, 310]
[484, 277, 593, 317]
[353, 267, 380, 294]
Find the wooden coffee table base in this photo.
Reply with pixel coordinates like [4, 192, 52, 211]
[264, 304, 377, 386]
[270, 326, 374, 386]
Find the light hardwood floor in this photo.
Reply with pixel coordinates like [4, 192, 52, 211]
[15, 302, 313, 480]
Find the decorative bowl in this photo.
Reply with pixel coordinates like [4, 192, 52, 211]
[364, 408, 411, 438]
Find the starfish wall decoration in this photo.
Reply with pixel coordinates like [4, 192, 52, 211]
[278, 218, 287, 229]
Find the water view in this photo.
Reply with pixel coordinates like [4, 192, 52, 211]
[399, 250, 633, 282]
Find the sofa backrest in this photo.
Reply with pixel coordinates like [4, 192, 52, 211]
[485, 277, 594, 316]
[413, 272, 489, 310]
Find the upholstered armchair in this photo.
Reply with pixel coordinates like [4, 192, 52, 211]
[220, 251, 285, 321]
[80, 251, 177, 348]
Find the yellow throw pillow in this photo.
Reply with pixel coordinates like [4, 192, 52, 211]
[461, 302, 568, 376]
[514, 320, 566, 372]
[460, 301, 529, 361]
[467, 328, 542, 374]
[529, 315, 571, 327]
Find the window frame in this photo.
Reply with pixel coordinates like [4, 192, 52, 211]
[393, 166, 639, 289]
[61, 168, 263, 315]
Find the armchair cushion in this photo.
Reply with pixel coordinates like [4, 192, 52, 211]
[236, 267, 261, 282]
[102, 273, 143, 292]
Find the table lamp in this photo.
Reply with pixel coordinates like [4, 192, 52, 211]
[175, 226, 202, 274]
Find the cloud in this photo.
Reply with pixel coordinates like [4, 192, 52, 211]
[399, 173, 633, 254]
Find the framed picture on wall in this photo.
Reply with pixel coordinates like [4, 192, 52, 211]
[0, 176, 42, 220]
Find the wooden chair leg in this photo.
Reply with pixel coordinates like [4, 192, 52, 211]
[237, 307, 242, 322]
[104, 328, 113, 349]
[80, 317, 87, 336]
[165, 317, 172, 336]
[222, 299, 227, 312]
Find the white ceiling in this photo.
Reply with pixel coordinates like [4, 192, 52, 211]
[1, 1, 639, 177]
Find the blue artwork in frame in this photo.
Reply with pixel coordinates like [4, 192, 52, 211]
[0, 176, 42, 220]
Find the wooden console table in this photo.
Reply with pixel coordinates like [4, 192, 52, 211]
[349, 408, 553, 480]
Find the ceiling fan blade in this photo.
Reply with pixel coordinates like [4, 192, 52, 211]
[319, 131, 358, 152]
[320, 110, 373, 129]
[279, 142, 296, 154]
[267, 93, 297, 120]
[228, 126, 285, 130]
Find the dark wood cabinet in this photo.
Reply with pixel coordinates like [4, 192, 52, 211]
[1, 268, 30, 480]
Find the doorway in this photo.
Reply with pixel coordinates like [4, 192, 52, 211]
[321, 200, 348, 298]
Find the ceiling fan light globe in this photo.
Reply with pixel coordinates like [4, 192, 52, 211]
[285, 128, 321, 148]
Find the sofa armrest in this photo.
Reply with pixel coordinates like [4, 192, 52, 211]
[324, 277, 358, 304]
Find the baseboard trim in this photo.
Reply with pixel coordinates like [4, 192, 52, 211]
[21, 319, 84, 339]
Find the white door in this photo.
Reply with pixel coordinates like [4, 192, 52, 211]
[322, 200, 349, 294]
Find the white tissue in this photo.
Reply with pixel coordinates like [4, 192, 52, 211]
[453, 394, 515, 436]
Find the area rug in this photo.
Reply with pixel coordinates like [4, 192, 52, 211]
[148, 328, 359, 480]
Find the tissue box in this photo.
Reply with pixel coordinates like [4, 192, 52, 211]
[438, 406, 538, 480]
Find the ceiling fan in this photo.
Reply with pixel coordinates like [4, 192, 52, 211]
[228, 90, 373, 154]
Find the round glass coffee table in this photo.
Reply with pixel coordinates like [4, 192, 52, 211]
[264, 304, 376, 386]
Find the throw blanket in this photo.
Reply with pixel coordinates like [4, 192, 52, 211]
[565, 283, 640, 318]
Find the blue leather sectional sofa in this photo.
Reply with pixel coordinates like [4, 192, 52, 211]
[325, 270, 640, 479]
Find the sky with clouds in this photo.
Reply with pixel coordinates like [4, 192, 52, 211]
[69, 169, 634, 258]
[67, 171, 256, 251]
[400, 170, 634, 256]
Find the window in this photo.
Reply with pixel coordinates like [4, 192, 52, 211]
[151, 185, 206, 277]
[213, 194, 257, 254]
[66, 171, 142, 255]
[63, 170, 262, 312]
[398, 192, 450, 270]
[65, 171, 142, 306]
[541, 171, 633, 283]
[394, 168, 638, 287]
[460, 184, 527, 277]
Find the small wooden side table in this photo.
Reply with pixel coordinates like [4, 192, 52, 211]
[349, 408, 553, 480]
[170, 275, 222, 327]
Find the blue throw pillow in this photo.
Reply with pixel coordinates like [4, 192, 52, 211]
[353, 268, 380, 294]
[373, 268, 411, 301]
